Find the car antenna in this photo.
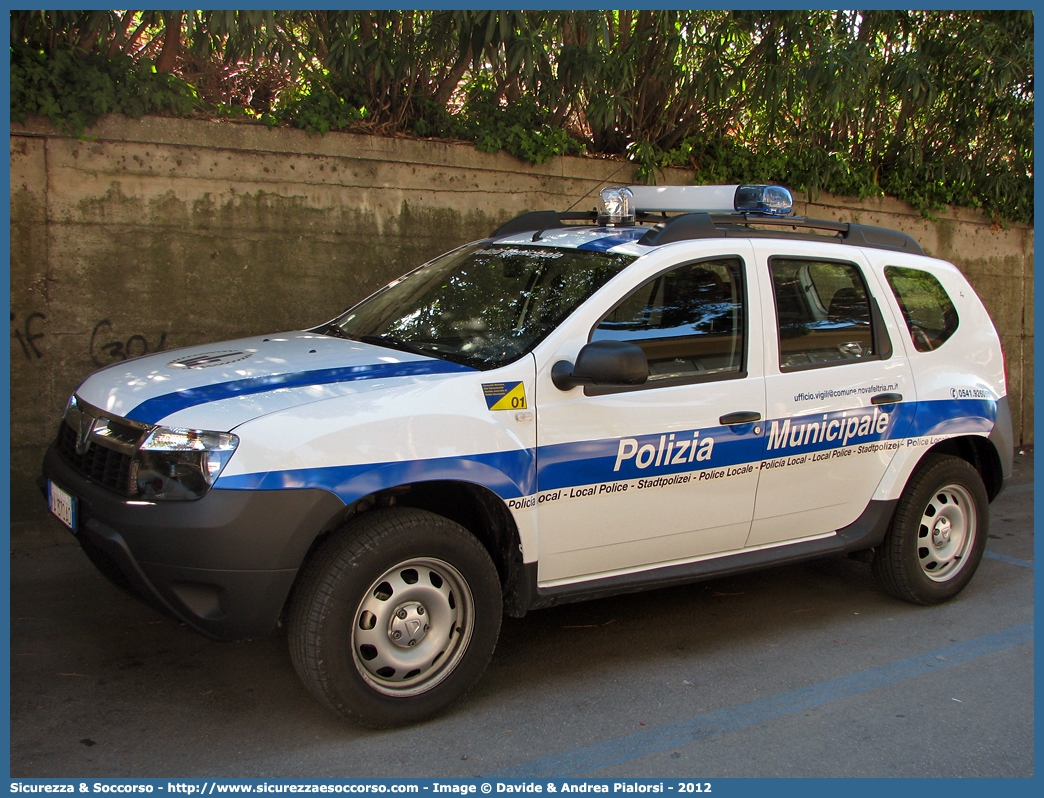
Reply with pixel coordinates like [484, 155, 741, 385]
[562, 162, 631, 214]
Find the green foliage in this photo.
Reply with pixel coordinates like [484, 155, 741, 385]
[412, 85, 584, 164]
[8, 10, 1033, 223]
[11, 44, 197, 136]
[433, 86, 583, 165]
[270, 79, 367, 136]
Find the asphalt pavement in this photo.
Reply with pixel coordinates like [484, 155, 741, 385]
[9, 450, 1034, 779]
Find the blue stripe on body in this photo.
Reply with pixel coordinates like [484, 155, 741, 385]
[126, 359, 474, 424]
[905, 398, 996, 438]
[214, 398, 997, 502]
[216, 448, 536, 503]
[539, 399, 993, 491]
[759, 398, 995, 459]
[761, 402, 915, 457]
[576, 229, 647, 251]
[537, 423, 765, 492]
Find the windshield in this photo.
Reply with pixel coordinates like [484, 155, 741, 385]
[324, 244, 636, 371]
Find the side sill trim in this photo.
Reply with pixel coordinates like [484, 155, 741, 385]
[519, 499, 897, 612]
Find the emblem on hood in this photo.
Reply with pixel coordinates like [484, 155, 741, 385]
[167, 350, 254, 369]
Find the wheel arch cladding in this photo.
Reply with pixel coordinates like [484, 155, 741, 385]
[291, 479, 526, 616]
[396, 481, 525, 605]
[926, 435, 1005, 502]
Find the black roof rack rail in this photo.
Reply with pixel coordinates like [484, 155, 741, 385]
[492, 209, 675, 239]
[637, 213, 723, 246]
[492, 211, 596, 238]
[641, 213, 925, 255]
[840, 223, 925, 255]
[493, 209, 925, 256]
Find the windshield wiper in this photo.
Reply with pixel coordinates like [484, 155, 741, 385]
[320, 323, 355, 340]
[321, 326, 436, 359]
[357, 334, 433, 358]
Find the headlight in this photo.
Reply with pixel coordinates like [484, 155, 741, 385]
[135, 427, 239, 501]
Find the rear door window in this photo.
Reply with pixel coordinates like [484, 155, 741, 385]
[770, 258, 878, 369]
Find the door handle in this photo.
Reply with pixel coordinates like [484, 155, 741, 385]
[871, 393, 903, 405]
[719, 411, 762, 425]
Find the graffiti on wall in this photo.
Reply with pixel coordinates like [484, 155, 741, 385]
[11, 311, 46, 360]
[89, 320, 168, 366]
[11, 312, 168, 366]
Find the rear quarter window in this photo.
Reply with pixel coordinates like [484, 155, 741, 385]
[884, 266, 959, 352]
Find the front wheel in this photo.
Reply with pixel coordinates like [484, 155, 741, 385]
[872, 454, 989, 604]
[289, 508, 502, 728]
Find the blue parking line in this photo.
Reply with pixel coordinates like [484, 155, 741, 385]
[1003, 483, 1033, 494]
[485, 623, 1033, 778]
[984, 550, 1034, 568]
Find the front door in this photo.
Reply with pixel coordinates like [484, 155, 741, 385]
[534, 244, 767, 585]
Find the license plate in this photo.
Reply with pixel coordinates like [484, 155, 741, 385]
[48, 480, 77, 531]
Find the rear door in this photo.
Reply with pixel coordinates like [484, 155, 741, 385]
[746, 242, 915, 547]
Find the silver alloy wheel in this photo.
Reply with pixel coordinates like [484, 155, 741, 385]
[916, 484, 977, 582]
[351, 557, 474, 697]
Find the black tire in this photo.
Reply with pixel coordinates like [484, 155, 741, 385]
[872, 454, 989, 605]
[288, 507, 502, 728]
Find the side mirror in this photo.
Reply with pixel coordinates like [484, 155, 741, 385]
[551, 340, 649, 391]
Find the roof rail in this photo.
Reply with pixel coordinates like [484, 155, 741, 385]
[840, 223, 925, 254]
[638, 213, 925, 255]
[492, 209, 671, 239]
[492, 208, 925, 256]
[491, 211, 596, 238]
[637, 213, 724, 246]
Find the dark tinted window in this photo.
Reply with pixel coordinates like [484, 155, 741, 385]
[592, 258, 744, 381]
[885, 266, 959, 352]
[771, 259, 876, 368]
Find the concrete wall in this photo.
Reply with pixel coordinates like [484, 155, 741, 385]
[9, 116, 1033, 548]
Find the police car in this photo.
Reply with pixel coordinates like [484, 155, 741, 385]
[43, 184, 1013, 728]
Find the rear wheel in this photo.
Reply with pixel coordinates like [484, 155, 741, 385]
[289, 508, 502, 727]
[872, 454, 989, 604]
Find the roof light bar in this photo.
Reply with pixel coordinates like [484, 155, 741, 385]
[625, 185, 739, 214]
[619, 184, 794, 216]
[734, 185, 793, 216]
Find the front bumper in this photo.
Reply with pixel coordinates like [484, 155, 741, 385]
[42, 444, 346, 641]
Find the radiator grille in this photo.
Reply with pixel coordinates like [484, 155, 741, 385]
[56, 422, 136, 496]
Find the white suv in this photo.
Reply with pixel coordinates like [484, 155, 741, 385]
[43, 184, 1013, 727]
